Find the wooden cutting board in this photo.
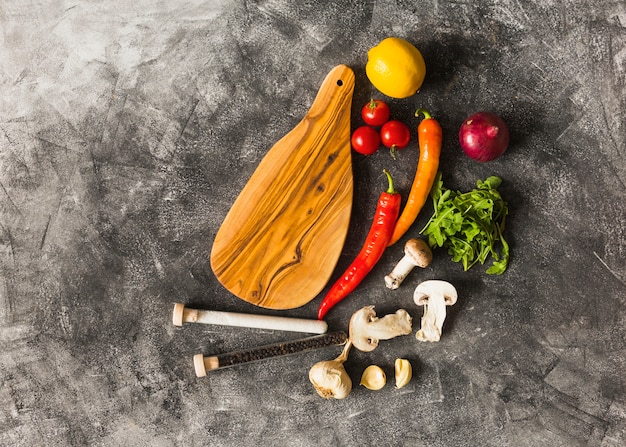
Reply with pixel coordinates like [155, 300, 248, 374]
[210, 65, 355, 310]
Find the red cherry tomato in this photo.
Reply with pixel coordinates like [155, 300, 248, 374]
[380, 120, 411, 159]
[361, 99, 391, 127]
[351, 126, 381, 155]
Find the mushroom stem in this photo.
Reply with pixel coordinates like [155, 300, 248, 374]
[364, 310, 413, 341]
[385, 256, 417, 289]
[413, 280, 458, 343]
[415, 293, 447, 342]
[385, 239, 432, 290]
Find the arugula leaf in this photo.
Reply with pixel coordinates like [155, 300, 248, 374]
[420, 172, 510, 275]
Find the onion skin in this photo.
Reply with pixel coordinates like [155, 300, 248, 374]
[459, 112, 509, 162]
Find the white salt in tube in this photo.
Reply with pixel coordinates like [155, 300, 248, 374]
[172, 303, 328, 334]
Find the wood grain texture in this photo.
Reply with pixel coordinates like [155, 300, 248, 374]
[210, 64, 355, 309]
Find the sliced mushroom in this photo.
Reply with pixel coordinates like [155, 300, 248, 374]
[413, 280, 457, 342]
[349, 305, 412, 352]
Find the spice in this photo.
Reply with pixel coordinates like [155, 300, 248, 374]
[309, 340, 353, 399]
[360, 365, 387, 390]
[394, 358, 412, 389]
[388, 109, 442, 246]
[194, 331, 347, 376]
[172, 303, 328, 333]
[317, 170, 401, 319]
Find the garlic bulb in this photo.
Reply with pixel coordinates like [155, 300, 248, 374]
[394, 358, 412, 389]
[360, 365, 386, 390]
[309, 340, 352, 399]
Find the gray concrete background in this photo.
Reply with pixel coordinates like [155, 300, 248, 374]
[1, 1, 625, 446]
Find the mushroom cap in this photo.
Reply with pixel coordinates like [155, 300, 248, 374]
[349, 306, 380, 352]
[404, 238, 433, 268]
[413, 280, 458, 306]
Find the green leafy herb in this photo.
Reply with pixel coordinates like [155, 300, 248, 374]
[420, 172, 510, 274]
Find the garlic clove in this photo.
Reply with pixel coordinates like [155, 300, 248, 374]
[394, 358, 412, 389]
[360, 365, 386, 390]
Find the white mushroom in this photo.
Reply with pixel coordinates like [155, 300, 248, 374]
[349, 306, 412, 352]
[385, 238, 433, 290]
[413, 280, 458, 342]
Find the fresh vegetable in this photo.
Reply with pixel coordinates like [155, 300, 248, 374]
[317, 170, 401, 320]
[413, 280, 458, 342]
[361, 99, 391, 127]
[348, 306, 413, 352]
[384, 238, 432, 290]
[309, 340, 353, 399]
[420, 173, 510, 274]
[459, 111, 509, 162]
[360, 365, 386, 390]
[394, 359, 412, 389]
[351, 125, 381, 155]
[388, 109, 441, 246]
[380, 120, 411, 159]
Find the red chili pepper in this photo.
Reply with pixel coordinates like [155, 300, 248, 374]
[317, 169, 401, 320]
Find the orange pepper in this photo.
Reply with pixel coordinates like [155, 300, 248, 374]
[388, 109, 442, 246]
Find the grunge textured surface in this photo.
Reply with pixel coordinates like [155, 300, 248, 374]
[1, 1, 625, 446]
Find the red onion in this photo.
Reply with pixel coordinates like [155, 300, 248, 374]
[459, 112, 509, 162]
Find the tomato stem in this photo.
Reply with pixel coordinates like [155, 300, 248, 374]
[390, 145, 398, 160]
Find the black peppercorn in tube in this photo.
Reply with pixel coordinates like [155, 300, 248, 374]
[194, 331, 348, 377]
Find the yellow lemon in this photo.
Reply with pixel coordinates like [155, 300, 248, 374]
[366, 37, 426, 99]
